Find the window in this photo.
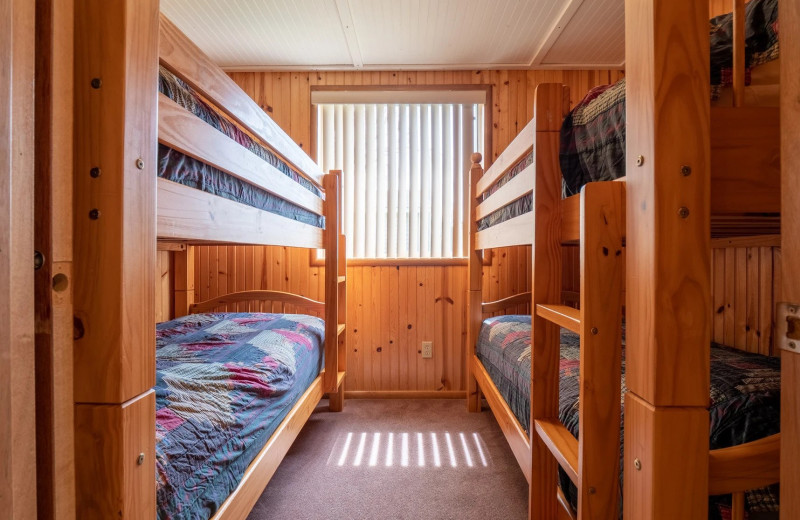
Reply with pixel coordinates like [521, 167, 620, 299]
[314, 89, 486, 259]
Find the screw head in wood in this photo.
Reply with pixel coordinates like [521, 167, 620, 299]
[137, 453, 145, 465]
[136, 158, 145, 170]
[681, 165, 692, 176]
[89, 209, 100, 220]
[591, 327, 599, 335]
[90, 167, 101, 178]
[634, 458, 642, 470]
[790, 341, 797, 350]
[636, 155, 644, 167]
[91, 78, 102, 89]
[678, 207, 690, 219]
[588, 487, 596, 495]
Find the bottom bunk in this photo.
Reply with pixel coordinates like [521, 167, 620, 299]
[155, 309, 328, 520]
[472, 315, 781, 519]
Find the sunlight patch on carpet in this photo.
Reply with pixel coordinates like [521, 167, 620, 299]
[327, 430, 492, 469]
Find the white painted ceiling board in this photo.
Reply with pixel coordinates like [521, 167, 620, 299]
[160, 0, 627, 70]
[541, 0, 625, 66]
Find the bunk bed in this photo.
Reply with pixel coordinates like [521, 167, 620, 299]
[73, 4, 347, 519]
[466, 3, 782, 518]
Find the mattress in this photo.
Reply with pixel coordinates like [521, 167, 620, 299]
[155, 312, 325, 520]
[158, 66, 325, 228]
[475, 314, 781, 519]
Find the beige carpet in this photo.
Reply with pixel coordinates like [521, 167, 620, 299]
[247, 399, 528, 520]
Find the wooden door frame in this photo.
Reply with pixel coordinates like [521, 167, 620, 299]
[0, 0, 37, 517]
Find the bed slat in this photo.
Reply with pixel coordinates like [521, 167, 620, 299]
[476, 120, 534, 196]
[159, 15, 324, 187]
[158, 94, 324, 216]
[475, 163, 534, 221]
[157, 178, 323, 248]
[475, 212, 534, 250]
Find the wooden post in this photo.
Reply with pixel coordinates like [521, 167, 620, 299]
[780, 0, 800, 516]
[529, 83, 566, 519]
[73, 0, 159, 517]
[623, 0, 711, 518]
[0, 0, 36, 517]
[173, 245, 195, 318]
[34, 0, 75, 517]
[324, 170, 344, 404]
[578, 182, 625, 519]
[732, 0, 745, 108]
[467, 153, 483, 412]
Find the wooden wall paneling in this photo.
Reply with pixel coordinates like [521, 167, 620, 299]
[780, 0, 800, 514]
[35, 0, 75, 516]
[1, 0, 36, 516]
[758, 247, 774, 356]
[623, 0, 711, 517]
[187, 69, 630, 393]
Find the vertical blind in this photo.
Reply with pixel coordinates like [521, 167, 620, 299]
[316, 101, 483, 259]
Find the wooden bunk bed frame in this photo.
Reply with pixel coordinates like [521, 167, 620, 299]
[466, 1, 783, 516]
[73, 3, 346, 518]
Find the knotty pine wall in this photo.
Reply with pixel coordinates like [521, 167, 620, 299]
[179, 69, 625, 394]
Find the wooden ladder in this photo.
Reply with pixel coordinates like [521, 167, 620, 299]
[530, 181, 626, 520]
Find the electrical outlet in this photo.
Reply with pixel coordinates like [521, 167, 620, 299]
[422, 341, 433, 359]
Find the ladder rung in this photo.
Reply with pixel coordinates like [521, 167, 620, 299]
[337, 323, 346, 336]
[337, 371, 346, 388]
[338, 276, 346, 284]
[534, 418, 579, 486]
[536, 304, 580, 334]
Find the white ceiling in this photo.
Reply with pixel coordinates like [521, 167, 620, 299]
[160, 0, 625, 71]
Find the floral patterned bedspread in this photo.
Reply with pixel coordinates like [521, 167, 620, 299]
[155, 312, 324, 519]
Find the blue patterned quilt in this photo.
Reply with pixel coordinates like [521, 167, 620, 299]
[476, 315, 781, 519]
[155, 312, 325, 520]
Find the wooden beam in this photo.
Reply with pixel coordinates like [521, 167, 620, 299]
[157, 178, 324, 248]
[578, 181, 625, 519]
[529, 0, 585, 66]
[732, 0, 745, 107]
[467, 153, 484, 413]
[34, 0, 75, 516]
[333, 0, 364, 69]
[159, 15, 325, 187]
[0, 0, 36, 516]
[73, 0, 159, 403]
[780, 0, 800, 515]
[529, 83, 567, 520]
[623, 0, 710, 516]
[158, 94, 324, 216]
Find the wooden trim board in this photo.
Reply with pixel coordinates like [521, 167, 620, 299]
[211, 378, 324, 520]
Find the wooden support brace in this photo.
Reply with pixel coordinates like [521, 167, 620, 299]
[173, 245, 195, 318]
[467, 153, 484, 413]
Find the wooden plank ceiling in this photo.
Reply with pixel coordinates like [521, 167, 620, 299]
[159, 0, 625, 70]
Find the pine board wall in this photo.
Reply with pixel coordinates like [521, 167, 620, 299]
[155, 65, 780, 393]
[153, 69, 623, 394]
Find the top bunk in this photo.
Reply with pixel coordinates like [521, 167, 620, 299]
[472, 0, 781, 251]
[157, 15, 332, 249]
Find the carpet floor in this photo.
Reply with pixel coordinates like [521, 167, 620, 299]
[247, 399, 528, 520]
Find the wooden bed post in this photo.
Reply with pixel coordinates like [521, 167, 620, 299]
[780, 0, 800, 516]
[623, 0, 711, 518]
[324, 170, 346, 411]
[529, 83, 566, 519]
[467, 153, 483, 412]
[173, 245, 195, 318]
[73, 0, 159, 517]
